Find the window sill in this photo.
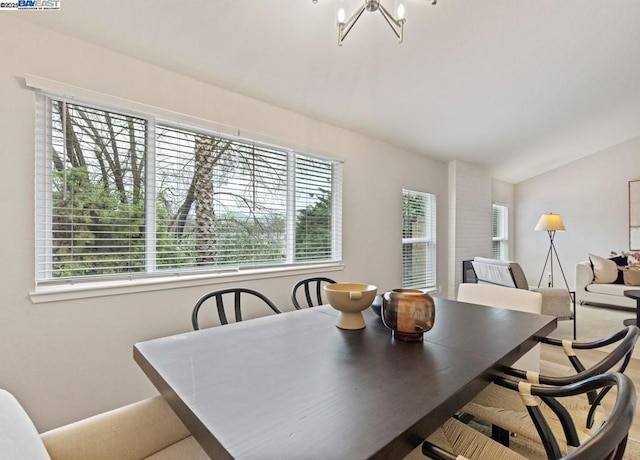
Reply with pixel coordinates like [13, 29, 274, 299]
[29, 263, 345, 304]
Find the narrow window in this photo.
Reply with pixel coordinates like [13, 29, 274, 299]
[492, 203, 509, 260]
[402, 190, 437, 289]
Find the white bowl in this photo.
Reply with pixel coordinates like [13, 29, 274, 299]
[324, 283, 377, 330]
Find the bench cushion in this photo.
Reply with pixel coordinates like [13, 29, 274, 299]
[41, 396, 194, 460]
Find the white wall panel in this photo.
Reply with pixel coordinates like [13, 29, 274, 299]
[0, 15, 448, 431]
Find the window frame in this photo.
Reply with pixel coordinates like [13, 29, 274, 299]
[32, 91, 344, 302]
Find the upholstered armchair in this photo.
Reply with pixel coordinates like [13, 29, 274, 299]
[470, 257, 573, 321]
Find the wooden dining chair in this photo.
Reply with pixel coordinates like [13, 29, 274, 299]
[290, 277, 336, 309]
[421, 372, 636, 460]
[462, 324, 640, 451]
[192, 288, 282, 329]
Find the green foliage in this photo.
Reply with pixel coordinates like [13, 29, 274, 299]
[215, 216, 285, 265]
[295, 190, 332, 260]
[52, 166, 145, 277]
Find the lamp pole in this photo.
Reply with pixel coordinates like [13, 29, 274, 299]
[537, 229, 570, 291]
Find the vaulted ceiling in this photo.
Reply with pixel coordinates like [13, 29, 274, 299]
[15, 0, 640, 183]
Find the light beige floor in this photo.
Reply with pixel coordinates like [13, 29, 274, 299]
[549, 304, 639, 356]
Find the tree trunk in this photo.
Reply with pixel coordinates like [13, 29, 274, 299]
[194, 136, 217, 264]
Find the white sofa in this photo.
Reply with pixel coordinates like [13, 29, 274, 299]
[575, 261, 637, 310]
[0, 389, 208, 460]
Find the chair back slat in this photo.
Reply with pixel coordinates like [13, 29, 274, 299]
[192, 288, 281, 329]
[291, 277, 336, 309]
[497, 373, 636, 460]
[215, 293, 228, 326]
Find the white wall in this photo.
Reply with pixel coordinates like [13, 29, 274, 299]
[515, 135, 640, 290]
[0, 16, 449, 431]
[447, 161, 492, 297]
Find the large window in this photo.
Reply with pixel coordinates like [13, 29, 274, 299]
[35, 96, 342, 286]
[492, 203, 509, 260]
[402, 190, 437, 289]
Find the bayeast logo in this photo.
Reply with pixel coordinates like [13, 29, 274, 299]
[0, 0, 61, 10]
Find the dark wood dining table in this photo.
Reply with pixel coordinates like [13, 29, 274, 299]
[134, 297, 556, 460]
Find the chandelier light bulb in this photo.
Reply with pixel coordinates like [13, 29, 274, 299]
[318, 0, 436, 46]
[335, 1, 348, 25]
[395, 1, 407, 21]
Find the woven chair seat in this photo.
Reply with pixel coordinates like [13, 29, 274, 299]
[462, 383, 605, 455]
[425, 418, 528, 460]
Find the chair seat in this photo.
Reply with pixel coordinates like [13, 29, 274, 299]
[462, 384, 604, 455]
[427, 418, 528, 460]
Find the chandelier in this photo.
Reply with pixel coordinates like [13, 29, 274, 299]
[313, 0, 438, 46]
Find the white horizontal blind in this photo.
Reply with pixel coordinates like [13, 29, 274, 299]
[294, 155, 335, 261]
[492, 203, 509, 260]
[36, 95, 342, 284]
[402, 190, 437, 289]
[35, 98, 147, 279]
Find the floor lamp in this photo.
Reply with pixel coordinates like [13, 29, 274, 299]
[535, 213, 570, 289]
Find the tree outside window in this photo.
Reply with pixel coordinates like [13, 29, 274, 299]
[36, 98, 341, 284]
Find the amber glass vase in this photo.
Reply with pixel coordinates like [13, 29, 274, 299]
[381, 289, 435, 341]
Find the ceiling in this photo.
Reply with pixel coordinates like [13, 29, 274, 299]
[15, 0, 640, 183]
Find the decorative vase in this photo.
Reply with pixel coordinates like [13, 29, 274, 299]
[324, 283, 378, 330]
[381, 289, 435, 341]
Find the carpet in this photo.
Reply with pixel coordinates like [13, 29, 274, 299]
[548, 303, 640, 358]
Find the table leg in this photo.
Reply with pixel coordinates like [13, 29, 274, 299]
[622, 298, 640, 327]
[572, 293, 576, 340]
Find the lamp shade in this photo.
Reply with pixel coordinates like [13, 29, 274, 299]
[535, 213, 566, 232]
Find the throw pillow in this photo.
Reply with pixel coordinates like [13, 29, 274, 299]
[609, 255, 628, 284]
[589, 254, 619, 284]
[623, 267, 640, 286]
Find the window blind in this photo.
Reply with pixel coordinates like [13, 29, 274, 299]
[35, 95, 342, 285]
[402, 190, 437, 289]
[492, 203, 509, 260]
[36, 98, 148, 280]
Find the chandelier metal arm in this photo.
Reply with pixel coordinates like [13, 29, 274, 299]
[338, 4, 367, 46]
[377, 2, 405, 43]
[322, 0, 438, 46]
